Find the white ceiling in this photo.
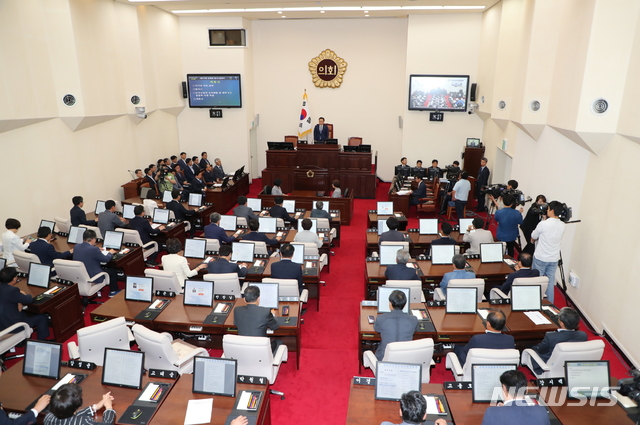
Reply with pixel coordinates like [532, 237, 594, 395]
[116, 0, 499, 20]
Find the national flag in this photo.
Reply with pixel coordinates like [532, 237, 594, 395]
[298, 90, 312, 139]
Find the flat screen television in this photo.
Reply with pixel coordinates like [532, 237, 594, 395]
[408, 75, 470, 112]
[187, 74, 242, 108]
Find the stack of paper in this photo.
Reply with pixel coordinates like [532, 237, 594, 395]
[184, 399, 213, 425]
[524, 311, 552, 325]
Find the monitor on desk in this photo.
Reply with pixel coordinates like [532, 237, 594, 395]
[102, 348, 144, 390]
[510, 285, 542, 312]
[377, 219, 390, 236]
[0, 258, 5, 270]
[377, 286, 410, 314]
[377, 202, 394, 215]
[27, 263, 51, 289]
[103, 230, 123, 250]
[95, 200, 106, 215]
[358, 144, 371, 152]
[431, 245, 455, 265]
[153, 208, 170, 224]
[233, 166, 245, 181]
[247, 198, 262, 212]
[231, 241, 254, 262]
[480, 243, 504, 263]
[125, 276, 154, 303]
[188, 193, 203, 207]
[290, 243, 305, 264]
[380, 244, 402, 266]
[445, 287, 478, 314]
[283, 200, 296, 214]
[566, 361, 611, 399]
[183, 280, 214, 307]
[258, 217, 277, 233]
[466, 138, 481, 147]
[68, 226, 86, 244]
[248, 283, 279, 309]
[297, 218, 317, 234]
[375, 361, 422, 401]
[184, 238, 206, 259]
[219, 215, 237, 231]
[192, 357, 237, 397]
[122, 204, 136, 220]
[472, 364, 518, 403]
[162, 190, 173, 203]
[23, 340, 62, 380]
[318, 201, 330, 213]
[419, 218, 438, 235]
[39, 219, 55, 234]
[458, 219, 474, 235]
[326, 138, 338, 144]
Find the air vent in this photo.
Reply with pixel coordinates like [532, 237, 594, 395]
[62, 94, 76, 107]
[591, 98, 608, 115]
[529, 100, 541, 112]
[498, 100, 506, 110]
[131, 95, 141, 105]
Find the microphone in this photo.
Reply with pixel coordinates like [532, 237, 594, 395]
[127, 169, 136, 179]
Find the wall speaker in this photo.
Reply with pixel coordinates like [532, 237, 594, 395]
[182, 82, 188, 98]
[470, 83, 477, 102]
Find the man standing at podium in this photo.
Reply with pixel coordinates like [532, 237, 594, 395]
[313, 117, 329, 143]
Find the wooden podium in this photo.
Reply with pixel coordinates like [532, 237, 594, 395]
[463, 146, 485, 178]
[121, 178, 145, 199]
[293, 166, 329, 192]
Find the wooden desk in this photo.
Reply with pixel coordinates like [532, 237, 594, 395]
[388, 192, 411, 216]
[365, 229, 464, 256]
[260, 256, 322, 310]
[90, 291, 159, 326]
[205, 174, 250, 214]
[302, 210, 342, 244]
[121, 177, 146, 199]
[367, 212, 409, 231]
[540, 386, 635, 425]
[149, 374, 271, 425]
[259, 190, 354, 225]
[121, 196, 216, 231]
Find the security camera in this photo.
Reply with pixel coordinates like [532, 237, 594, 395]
[135, 106, 147, 119]
[137, 113, 147, 119]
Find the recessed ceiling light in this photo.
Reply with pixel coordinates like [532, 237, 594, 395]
[365, 14, 369, 16]
[364, 10, 369, 13]
[320, 10, 325, 13]
[281, 15, 286, 18]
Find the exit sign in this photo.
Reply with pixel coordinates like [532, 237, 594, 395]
[430, 112, 444, 122]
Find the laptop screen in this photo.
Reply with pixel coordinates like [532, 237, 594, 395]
[377, 287, 410, 314]
[153, 208, 170, 224]
[298, 218, 317, 234]
[480, 243, 504, 263]
[125, 276, 154, 303]
[27, 263, 51, 288]
[122, 204, 136, 220]
[103, 231, 123, 250]
[23, 340, 62, 379]
[431, 245, 455, 265]
[510, 285, 542, 311]
[319, 202, 330, 213]
[68, 226, 86, 244]
[219, 215, 237, 231]
[101, 348, 144, 389]
[184, 239, 206, 259]
[380, 244, 402, 266]
[0, 258, 5, 270]
[375, 361, 422, 401]
[566, 361, 611, 399]
[162, 190, 173, 203]
[472, 364, 518, 402]
[283, 200, 296, 213]
[188, 193, 203, 207]
[445, 287, 478, 313]
[39, 220, 55, 234]
[95, 200, 106, 214]
[258, 217, 277, 233]
[290, 243, 305, 264]
[231, 241, 254, 262]
[419, 219, 438, 235]
[377, 202, 393, 215]
[246, 198, 262, 212]
[377, 219, 390, 236]
[183, 280, 214, 307]
[192, 357, 237, 397]
[459, 218, 474, 234]
[248, 283, 279, 309]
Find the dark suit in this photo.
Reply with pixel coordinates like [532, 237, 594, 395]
[182, 165, 195, 182]
[213, 165, 225, 181]
[233, 205, 258, 222]
[431, 236, 456, 245]
[374, 309, 418, 360]
[242, 231, 278, 246]
[166, 200, 194, 221]
[530, 330, 588, 374]
[410, 181, 427, 206]
[145, 175, 158, 194]
[0, 284, 49, 340]
[192, 163, 201, 176]
[481, 402, 550, 425]
[476, 165, 490, 211]
[175, 171, 188, 187]
[0, 407, 37, 425]
[233, 303, 280, 353]
[310, 209, 330, 219]
[379, 230, 405, 243]
[453, 332, 515, 365]
[269, 205, 296, 226]
[199, 158, 212, 170]
[28, 239, 71, 267]
[270, 259, 303, 293]
[70, 205, 96, 227]
[203, 170, 216, 184]
[313, 124, 329, 142]
[177, 158, 188, 172]
[72, 242, 116, 290]
[129, 216, 159, 245]
[207, 257, 247, 277]
[203, 223, 235, 244]
[385, 264, 419, 280]
[499, 268, 540, 294]
[189, 178, 205, 193]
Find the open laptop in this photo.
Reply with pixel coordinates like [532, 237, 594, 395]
[184, 239, 206, 259]
[480, 243, 504, 263]
[419, 219, 438, 235]
[67, 226, 86, 244]
[375, 361, 422, 401]
[377, 202, 393, 216]
[377, 286, 410, 314]
[39, 220, 55, 234]
[23, 340, 63, 380]
[445, 287, 478, 314]
[122, 204, 136, 220]
[565, 360, 611, 399]
[102, 348, 145, 390]
[431, 245, 455, 265]
[472, 363, 518, 402]
[247, 283, 279, 309]
[183, 280, 214, 307]
[192, 357, 237, 397]
[125, 276, 154, 303]
[510, 285, 542, 311]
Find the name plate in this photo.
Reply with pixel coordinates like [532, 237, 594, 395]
[353, 376, 376, 386]
[67, 360, 97, 370]
[155, 290, 176, 298]
[444, 381, 472, 390]
[237, 375, 268, 385]
[214, 294, 236, 301]
[428, 300, 446, 307]
[361, 300, 377, 307]
[279, 296, 299, 302]
[535, 377, 565, 387]
[490, 298, 510, 305]
[149, 369, 179, 380]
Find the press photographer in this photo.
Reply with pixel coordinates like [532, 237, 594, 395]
[521, 194, 547, 255]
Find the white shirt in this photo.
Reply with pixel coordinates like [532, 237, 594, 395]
[452, 179, 471, 201]
[531, 217, 565, 262]
[2, 230, 28, 265]
[294, 230, 322, 248]
[463, 228, 494, 254]
[161, 254, 198, 286]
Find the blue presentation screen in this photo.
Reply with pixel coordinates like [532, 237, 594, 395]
[187, 74, 242, 108]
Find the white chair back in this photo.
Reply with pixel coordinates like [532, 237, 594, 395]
[459, 348, 520, 381]
[262, 277, 299, 297]
[54, 216, 72, 233]
[13, 251, 40, 273]
[316, 218, 331, 229]
[131, 324, 180, 371]
[223, 334, 282, 384]
[381, 241, 410, 251]
[194, 237, 220, 252]
[144, 269, 182, 293]
[384, 280, 424, 303]
[239, 240, 268, 255]
[116, 228, 143, 246]
[299, 242, 319, 257]
[237, 217, 248, 227]
[53, 259, 107, 297]
[384, 338, 435, 383]
[143, 199, 158, 217]
[203, 273, 242, 296]
[541, 340, 605, 378]
[513, 276, 549, 298]
[447, 278, 485, 303]
[80, 224, 102, 239]
[74, 317, 131, 366]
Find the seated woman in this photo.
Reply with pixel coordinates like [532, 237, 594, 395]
[161, 238, 207, 291]
[45, 384, 115, 425]
[271, 178, 284, 196]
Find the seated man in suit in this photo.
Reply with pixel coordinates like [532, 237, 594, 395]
[412, 160, 425, 177]
[440, 254, 475, 291]
[385, 249, 419, 281]
[409, 174, 426, 206]
[166, 189, 194, 221]
[481, 370, 550, 425]
[426, 159, 441, 180]
[183, 158, 196, 182]
[379, 217, 405, 243]
[207, 244, 248, 277]
[382, 391, 447, 425]
[203, 163, 216, 184]
[144, 167, 159, 195]
[191, 156, 201, 175]
[498, 252, 540, 294]
[293, 218, 322, 248]
[28, 226, 72, 267]
[463, 217, 494, 254]
[0, 394, 50, 425]
[270, 243, 303, 293]
[70, 196, 97, 227]
[199, 151, 212, 170]
[310, 201, 330, 219]
[172, 164, 188, 188]
[213, 157, 226, 181]
[374, 290, 418, 360]
[73, 229, 120, 296]
[313, 117, 329, 143]
[97, 200, 127, 237]
[233, 196, 258, 222]
[0, 267, 51, 340]
[395, 157, 411, 177]
[453, 310, 515, 365]
[529, 307, 587, 374]
[204, 212, 236, 245]
[189, 168, 206, 193]
[129, 205, 163, 265]
[233, 285, 281, 354]
[269, 197, 297, 228]
[430, 222, 456, 245]
[242, 219, 281, 246]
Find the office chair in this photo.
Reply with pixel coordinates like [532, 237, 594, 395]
[144, 269, 182, 293]
[67, 317, 132, 366]
[521, 340, 605, 379]
[167, 210, 191, 233]
[384, 280, 426, 303]
[262, 277, 309, 304]
[54, 217, 72, 233]
[348, 137, 362, 146]
[434, 278, 486, 303]
[446, 348, 520, 381]
[238, 240, 269, 256]
[13, 251, 40, 274]
[79, 224, 102, 239]
[490, 276, 549, 300]
[315, 218, 337, 247]
[131, 324, 209, 375]
[52, 259, 108, 306]
[0, 322, 33, 371]
[325, 123, 333, 139]
[143, 199, 158, 217]
[115, 228, 158, 262]
[298, 242, 329, 272]
[380, 241, 410, 252]
[194, 237, 220, 253]
[363, 338, 435, 383]
[237, 217, 248, 227]
[203, 273, 242, 297]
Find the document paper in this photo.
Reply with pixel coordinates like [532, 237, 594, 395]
[184, 398, 213, 425]
[524, 311, 552, 325]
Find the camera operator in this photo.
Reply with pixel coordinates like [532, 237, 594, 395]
[489, 180, 523, 211]
[494, 194, 523, 257]
[531, 201, 566, 303]
[520, 194, 547, 255]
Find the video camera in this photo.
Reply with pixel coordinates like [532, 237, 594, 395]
[619, 369, 640, 404]
[530, 202, 573, 222]
[479, 184, 528, 206]
[444, 164, 460, 180]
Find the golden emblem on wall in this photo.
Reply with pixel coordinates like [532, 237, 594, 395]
[308, 49, 348, 89]
[306, 170, 315, 178]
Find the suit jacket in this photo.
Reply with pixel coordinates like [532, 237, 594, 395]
[174, 171, 188, 187]
[384, 264, 419, 280]
[70, 205, 96, 226]
[379, 230, 405, 243]
[270, 259, 303, 293]
[233, 205, 258, 222]
[28, 239, 71, 267]
[177, 158, 188, 172]
[166, 200, 194, 221]
[0, 410, 37, 425]
[310, 209, 330, 219]
[189, 178, 205, 193]
[313, 124, 329, 142]
[145, 175, 158, 193]
[269, 205, 296, 225]
[207, 257, 247, 277]
[203, 170, 216, 184]
[431, 236, 457, 245]
[97, 211, 126, 237]
[199, 158, 211, 170]
[374, 309, 418, 360]
[129, 216, 159, 245]
[0, 284, 34, 331]
[182, 165, 195, 182]
[477, 166, 490, 192]
[213, 165, 225, 180]
[204, 223, 235, 244]
[411, 181, 427, 199]
[453, 332, 515, 365]
[233, 303, 279, 337]
[241, 231, 279, 246]
[481, 402, 549, 425]
[73, 242, 112, 282]
[499, 268, 540, 294]
[531, 330, 588, 367]
[192, 163, 201, 175]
